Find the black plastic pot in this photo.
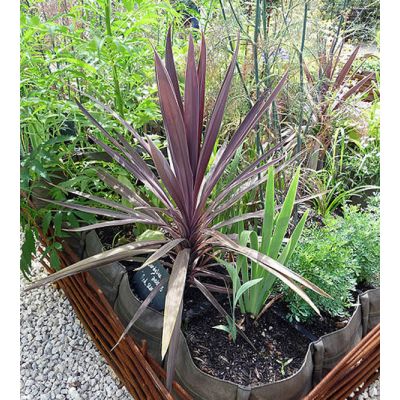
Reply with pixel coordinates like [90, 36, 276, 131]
[83, 230, 380, 400]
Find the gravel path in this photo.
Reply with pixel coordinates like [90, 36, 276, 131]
[20, 260, 133, 400]
[348, 377, 380, 400]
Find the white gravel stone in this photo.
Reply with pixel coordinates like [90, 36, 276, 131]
[352, 377, 380, 400]
[21, 260, 133, 399]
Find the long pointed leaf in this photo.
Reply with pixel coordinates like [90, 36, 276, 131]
[89, 133, 173, 209]
[194, 34, 239, 195]
[260, 166, 275, 254]
[184, 34, 200, 173]
[38, 198, 132, 220]
[200, 71, 289, 203]
[26, 240, 165, 291]
[207, 230, 330, 298]
[112, 277, 168, 351]
[140, 239, 185, 269]
[333, 46, 360, 90]
[209, 233, 324, 315]
[64, 218, 164, 232]
[333, 73, 374, 110]
[197, 32, 206, 152]
[154, 50, 193, 203]
[72, 94, 150, 154]
[279, 209, 309, 264]
[146, 135, 188, 216]
[211, 191, 328, 229]
[165, 26, 183, 112]
[161, 248, 190, 359]
[268, 167, 300, 259]
[211, 133, 294, 207]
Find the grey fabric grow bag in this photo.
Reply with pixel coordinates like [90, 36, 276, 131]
[83, 230, 125, 307]
[114, 273, 164, 363]
[312, 304, 363, 384]
[113, 273, 380, 400]
[83, 230, 380, 399]
[360, 288, 380, 336]
[173, 332, 314, 400]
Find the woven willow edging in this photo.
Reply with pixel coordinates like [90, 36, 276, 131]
[33, 225, 192, 400]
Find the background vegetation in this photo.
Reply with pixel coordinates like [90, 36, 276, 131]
[20, 0, 380, 323]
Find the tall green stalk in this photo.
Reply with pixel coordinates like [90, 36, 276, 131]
[330, 0, 349, 56]
[218, 0, 251, 103]
[297, 0, 308, 155]
[294, 1, 308, 223]
[253, 0, 261, 99]
[253, 0, 264, 201]
[105, 0, 124, 117]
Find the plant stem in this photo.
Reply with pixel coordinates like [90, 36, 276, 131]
[105, 0, 124, 117]
[294, 0, 308, 223]
[218, 0, 252, 103]
[297, 0, 308, 155]
[253, 0, 264, 201]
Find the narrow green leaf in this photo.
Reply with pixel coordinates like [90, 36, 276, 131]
[268, 167, 300, 259]
[279, 210, 309, 264]
[235, 278, 263, 308]
[213, 325, 231, 334]
[260, 166, 275, 254]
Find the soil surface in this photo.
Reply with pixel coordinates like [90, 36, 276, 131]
[182, 288, 311, 386]
[96, 226, 135, 250]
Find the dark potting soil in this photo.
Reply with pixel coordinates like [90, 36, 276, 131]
[182, 288, 311, 386]
[271, 301, 349, 340]
[355, 281, 376, 294]
[96, 225, 136, 250]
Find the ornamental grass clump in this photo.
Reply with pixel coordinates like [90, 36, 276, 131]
[27, 30, 328, 388]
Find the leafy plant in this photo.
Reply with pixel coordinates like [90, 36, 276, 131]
[339, 100, 380, 190]
[213, 261, 262, 342]
[277, 357, 293, 377]
[302, 127, 379, 218]
[282, 196, 379, 322]
[26, 30, 328, 388]
[282, 221, 358, 322]
[215, 166, 311, 317]
[326, 200, 380, 286]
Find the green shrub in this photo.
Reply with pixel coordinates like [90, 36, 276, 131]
[282, 222, 358, 322]
[328, 200, 380, 285]
[282, 198, 380, 322]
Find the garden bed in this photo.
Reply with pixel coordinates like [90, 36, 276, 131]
[80, 229, 380, 399]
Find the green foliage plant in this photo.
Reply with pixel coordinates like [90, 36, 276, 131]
[215, 166, 312, 318]
[303, 126, 379, 219]
[213, 261, 262, 342]
[282, 221, 358, 322]
[282, 198, 380, 322]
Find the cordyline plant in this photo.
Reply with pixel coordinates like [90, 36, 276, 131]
[27, 30, 328, 388]
[304, 41, 374, 168]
